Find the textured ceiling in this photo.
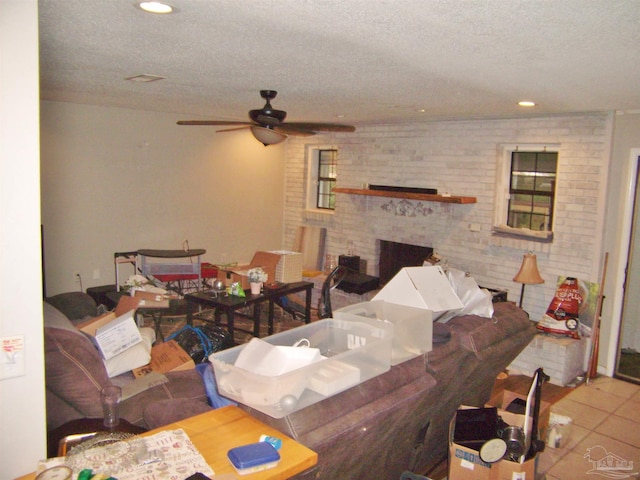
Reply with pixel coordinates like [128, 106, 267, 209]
[38, 0, 640, 126]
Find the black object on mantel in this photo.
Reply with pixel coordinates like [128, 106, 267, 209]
[369, 185, 438, 195]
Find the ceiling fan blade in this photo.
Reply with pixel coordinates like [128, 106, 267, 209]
[283, 122, 356, 133]
[274, 125, 315, 137]
[177, 120, 252, 126]
[216, 126, 250, 133]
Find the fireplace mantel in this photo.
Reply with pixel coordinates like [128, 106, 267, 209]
[333, 187, 476, 204]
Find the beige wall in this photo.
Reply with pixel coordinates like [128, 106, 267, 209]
[40, 101, 286, 295]
[1, 1, 46, 477]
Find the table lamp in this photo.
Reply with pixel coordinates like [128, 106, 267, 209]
[513, 252, 544, 308]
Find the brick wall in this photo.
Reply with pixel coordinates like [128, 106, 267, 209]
[283, 113, 611, 321]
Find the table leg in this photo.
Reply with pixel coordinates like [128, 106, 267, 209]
[253, 303, 261, 337]
[268, 300, 275, 335]
[304, 285, 312, 324]
[226, 309, 235, 344]
[152, 312, 164, 341]
[186, 301, 194, 326]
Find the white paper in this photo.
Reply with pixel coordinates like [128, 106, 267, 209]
[235, 337, 322, 376]
[95, 311, 142, 360]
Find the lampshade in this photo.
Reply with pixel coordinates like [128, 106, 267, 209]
[513, 252, 544, 285]
[250, 125, 287, 146]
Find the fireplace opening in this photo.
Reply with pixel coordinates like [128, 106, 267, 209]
[378, 240, 434, 286]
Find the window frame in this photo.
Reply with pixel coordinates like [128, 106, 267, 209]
[493, 144, 559, 241]
[316, 149, 338, 210]
[304, 145, 338, 213]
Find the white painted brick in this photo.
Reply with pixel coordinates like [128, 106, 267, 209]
[282, 113, 609, 321]
[509, 334, 588, 386]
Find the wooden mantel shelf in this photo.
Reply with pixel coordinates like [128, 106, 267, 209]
[333, 187, 477, 204]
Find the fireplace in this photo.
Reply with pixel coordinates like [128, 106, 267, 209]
[378, 240, 434, 286]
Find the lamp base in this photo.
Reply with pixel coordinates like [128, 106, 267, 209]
[518, 284, 526, 309]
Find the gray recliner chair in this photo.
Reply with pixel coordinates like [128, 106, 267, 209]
[43, 293, 212, 432]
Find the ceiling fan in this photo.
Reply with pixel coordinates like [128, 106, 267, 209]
[177, 90, 356, 146]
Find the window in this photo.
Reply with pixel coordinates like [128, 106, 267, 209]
[305, 146, 338, 212]
[494, 145, 559, 241]
[508, 151, 557, 231]
[316, 149, 337, 209]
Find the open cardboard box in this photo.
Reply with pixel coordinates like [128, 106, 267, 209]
[76, 296, 143, 360]
[487, 389, 551, 438]
[449, 406, 537, 480]
[372, 265, 464, 320]
[132, 339, 195, 378]
[217, 251, 281, 289]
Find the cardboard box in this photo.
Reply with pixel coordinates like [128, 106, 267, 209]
[217, 251, 281, 289]
[79, 310, 142, 360]
[268, 250, 303, 283]
[372, 265, 463, 320]
[132, 340, 195, 378]
[449, 406, 537, 480]
[133, 289, 178, 308]
[487, 389, 551, 438]
[76, 296, 143, 360]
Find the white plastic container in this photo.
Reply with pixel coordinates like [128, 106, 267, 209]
[335, 300, 432, 365]
[210, 318, 392, 418]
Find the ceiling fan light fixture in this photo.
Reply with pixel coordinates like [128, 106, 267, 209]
[250, 125, 287, 146]
[137, 2, 175, 14]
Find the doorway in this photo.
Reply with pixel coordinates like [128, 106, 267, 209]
[615, 149, 640, 384]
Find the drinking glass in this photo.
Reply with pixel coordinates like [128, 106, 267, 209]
[101, 385, 122, 429]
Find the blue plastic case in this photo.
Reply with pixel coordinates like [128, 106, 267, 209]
[227, 442, 281, 475]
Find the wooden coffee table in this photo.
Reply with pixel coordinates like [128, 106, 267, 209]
[18, 406, 317, 480]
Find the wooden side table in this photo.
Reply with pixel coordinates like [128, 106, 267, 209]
[18, 406, 317, 480]
[46, 418, 147, 458]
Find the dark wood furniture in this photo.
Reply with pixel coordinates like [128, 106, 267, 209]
[185, 281, 314, 343]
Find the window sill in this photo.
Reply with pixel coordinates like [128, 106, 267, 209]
[302, 209, 335, 221]
[492, 224, 553, 243]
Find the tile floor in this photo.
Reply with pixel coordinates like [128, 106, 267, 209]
[537, 376, 640, 479]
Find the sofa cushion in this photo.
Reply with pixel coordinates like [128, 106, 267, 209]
[447, 302, 532, 360]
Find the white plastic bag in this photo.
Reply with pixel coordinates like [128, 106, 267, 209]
[438, 268, 494, 322]
[234, 337, 323, 376]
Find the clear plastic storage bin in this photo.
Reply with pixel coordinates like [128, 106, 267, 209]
[334, 300, 432, 365]
[210, 318, 392, 418]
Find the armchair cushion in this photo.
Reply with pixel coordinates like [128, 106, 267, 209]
[44, 303, 109, 419]
[44, 300, 211, 430]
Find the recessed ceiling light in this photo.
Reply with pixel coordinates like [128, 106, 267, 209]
[518, 100, 536, 107]
[125, 74, 166, 82]
[137, 2, 175, 14]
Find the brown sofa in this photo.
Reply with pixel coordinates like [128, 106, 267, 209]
[239, 301, 536, 479]
[45, 293, 534, 479]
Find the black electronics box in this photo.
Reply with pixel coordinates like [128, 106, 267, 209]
[339, 255, 361, 273]
[337, 272, 380, 295]
[453, 407, 499, 451]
